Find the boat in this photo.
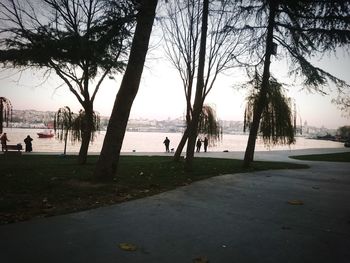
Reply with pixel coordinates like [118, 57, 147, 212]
[37, 129, 54, 138]
[345, 141, 350, 148]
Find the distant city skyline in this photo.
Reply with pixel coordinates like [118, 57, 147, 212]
[0, 39, 349, 130]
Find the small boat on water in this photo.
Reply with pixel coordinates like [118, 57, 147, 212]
[37, 130, 54, 138]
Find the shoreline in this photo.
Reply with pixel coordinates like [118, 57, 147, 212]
[4, 147, 350, 163]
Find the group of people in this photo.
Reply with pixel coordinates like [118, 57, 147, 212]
[196, 137, 208, 152]
[0, 132, 33, 152]
[163, 136, 209, 153]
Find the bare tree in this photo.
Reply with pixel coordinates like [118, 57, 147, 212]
[161, 0, 245, 163]
[0, 0, 135, 164]
[93, 0, 159, 180]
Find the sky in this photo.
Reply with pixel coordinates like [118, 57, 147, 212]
[0, 37, 349, 130]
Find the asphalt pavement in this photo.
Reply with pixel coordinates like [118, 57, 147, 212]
[1, 148, 350, 263]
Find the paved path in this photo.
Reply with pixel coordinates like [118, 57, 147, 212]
[1, 148, 350, 263]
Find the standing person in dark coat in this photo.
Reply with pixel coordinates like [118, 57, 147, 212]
[24, 135, 33, 152]
[196, 138, 202, 152]
[163, 137, 170, 152]
[203, 137, 208, 152]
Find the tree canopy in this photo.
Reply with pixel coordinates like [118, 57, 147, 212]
[0, 0, 135, 75]
[225, 0, 350, 167]
[230, 0, 350, 91]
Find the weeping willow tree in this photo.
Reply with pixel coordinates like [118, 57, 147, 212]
[54, 107, 100, 155]
[54, 107, 73, 155]
[243, 75, 295, 146]
[197, 105, 222, 146]
[0, 97, 12, 134]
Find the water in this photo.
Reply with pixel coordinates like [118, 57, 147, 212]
[2, 128, 344, 153]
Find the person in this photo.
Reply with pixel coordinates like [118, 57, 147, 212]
[196, 138, 202, 152]
[0, 132, 9, 152]
[203, 137, 208, 152]
[24, 135, 33, 152]
[163, 137, 170, 152]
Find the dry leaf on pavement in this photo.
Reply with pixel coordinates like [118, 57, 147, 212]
[118, 243, 137, 251]
[287, 200, 304, 205]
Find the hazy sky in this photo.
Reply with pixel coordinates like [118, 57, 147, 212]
[0, 37, 349, 130]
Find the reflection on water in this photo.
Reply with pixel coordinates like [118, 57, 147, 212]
[3, 128, 344, 153]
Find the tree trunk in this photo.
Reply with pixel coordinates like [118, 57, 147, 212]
[0, 100, 3, 134]
[78, 103, 93, 164]
[184, 0, 209, 171]
[94, 0, 158, 180]
[243, 1, 278, 168]
[173, 127, 189, 161]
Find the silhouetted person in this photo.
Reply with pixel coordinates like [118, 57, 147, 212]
[163, 137, 170, 152]
[24, 135, 33, 152]
[203, 137, 208, 152]
[196, 138, 202, 152]
[0, 133, 9, 152]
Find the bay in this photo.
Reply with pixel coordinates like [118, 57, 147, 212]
[2, 128, 344, 154]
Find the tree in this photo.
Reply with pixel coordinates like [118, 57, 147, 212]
[226, 0, 350, 167]
[243, 73, 295, 146]
[0, 97, 12, 134]
[161, 0, 244, 162]
[333, 94, 350, 117]
[337, 126, 350, 140]
[54, 106, 73, 155]
[93, 0, 159, 180]
[0, 0, 136, 164]
[198, 104, 222, 144]
[54, 106, 100, 155]
[184, 0, 209, 171]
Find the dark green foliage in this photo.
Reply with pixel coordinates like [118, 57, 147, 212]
[231, 0, 350, 91]
[244, 73, 295, 146]
[0, 0, 136, 74]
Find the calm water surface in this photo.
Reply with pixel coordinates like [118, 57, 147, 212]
[3, 128, 344, 153]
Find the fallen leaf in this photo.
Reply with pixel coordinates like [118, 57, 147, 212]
[118, 243, 137, 251]
[287, 200, 304, 205]
[193, 256, 209, 263]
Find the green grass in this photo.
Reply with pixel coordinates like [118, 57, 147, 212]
[290, 152, 350, 162]
[0, 154, 308, 224]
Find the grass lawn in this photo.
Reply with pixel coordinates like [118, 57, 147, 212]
[290, 152, 350, 162]
[0, 154, 308, 224]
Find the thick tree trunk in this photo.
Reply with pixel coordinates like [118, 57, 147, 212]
[0, 101, 3, 134]
[94, 0, 158, 180]
[78, 103, 93, 164]
[173, 128, 189, 161]
[184, 0, 209, 171]
[243, 1, 278, 168]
